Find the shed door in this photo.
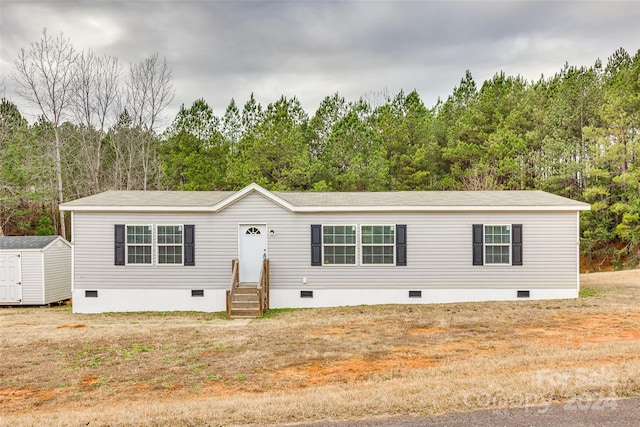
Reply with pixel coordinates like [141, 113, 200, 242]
[0, 253, 22, 302]
[239, 224, 267, 282]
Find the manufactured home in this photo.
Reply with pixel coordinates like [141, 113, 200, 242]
[0, 236, 71, 305]
[60, 183, 590, 315]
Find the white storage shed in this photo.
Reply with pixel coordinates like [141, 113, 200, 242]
[0, 236, 72, 305]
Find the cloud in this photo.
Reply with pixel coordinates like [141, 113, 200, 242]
[1, 0, 638, 124]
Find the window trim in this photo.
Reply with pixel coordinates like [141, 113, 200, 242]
[313, 224, 405, 267]
[118, 223, 193, 267]
[322, 224, 357, 266]
[156, 224, 184, 266]
[125, 224, 153, 266]
[483, 224, 511, 266]
[360, 224, 396, 266]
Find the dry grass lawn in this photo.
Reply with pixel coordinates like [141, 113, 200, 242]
[1, 270, 639, 426]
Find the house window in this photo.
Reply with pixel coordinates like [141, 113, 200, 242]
[157, 225, 183, 265]
[116, 224, 194, 267]
[126, 225, 152, 265]
[323, 225, 356, 265]
[311, 224, 406, 267]
[484, 225, 511, 265]
[361, 225, 395, 265]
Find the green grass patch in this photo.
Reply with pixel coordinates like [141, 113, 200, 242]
[579, 287, 598, 298]
[261, 307, 298, 318]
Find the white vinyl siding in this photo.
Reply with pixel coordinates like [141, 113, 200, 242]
[43, 240, 72, 303]
[70, 192, 580, 296]
[73, 214, 213, 291]
[17, 252, 42, 304]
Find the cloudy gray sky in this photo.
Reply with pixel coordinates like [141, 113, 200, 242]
[1, 0, 639, 125]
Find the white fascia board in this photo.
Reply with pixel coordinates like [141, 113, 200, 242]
[58, 205, 214, 212]
[59, 204, 589, 213]
[291, 205, 591, 212]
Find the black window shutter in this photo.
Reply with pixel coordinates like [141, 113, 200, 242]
[311, 225, 322, 266]
[115, 224, 125, 266]
[473, 224, 484, 266]
[512, 224, 523, 266]
[184, 225, 195, 266]
[396, 224, 407, 266]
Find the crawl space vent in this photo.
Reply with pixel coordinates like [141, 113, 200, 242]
[191, 289, 204, 297]
[409, 290, 422, 298]
[300, 290, 313, 298]
[517, 290, 530, 298]
[85, 290, 98, 298]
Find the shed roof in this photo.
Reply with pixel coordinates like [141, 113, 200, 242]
[0, 236, 61, 250]
[59, 183, 590, 212]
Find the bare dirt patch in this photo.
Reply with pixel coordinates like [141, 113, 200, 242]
[406, 327, 461, 335]
[272, 354, 436, 388]
[1, 270, 639, 426]
[56, 323, 87, 329]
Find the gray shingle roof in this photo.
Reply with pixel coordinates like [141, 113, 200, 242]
[0, 236, 60, 250]
[60, 190, 233, 207]
[59, 186, 590, 211]
[274, 190, 587, 207]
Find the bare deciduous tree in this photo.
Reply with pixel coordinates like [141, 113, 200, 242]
[105, 108, 149, 190]
[71, 50, 122, 193]
[125, 53, 174, 189]
[13, 29, 77, 237]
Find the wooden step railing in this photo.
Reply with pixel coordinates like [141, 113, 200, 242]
[226, 259, 240, 319]
[226, 258, 269, 319]
[256, 259, 270, 316]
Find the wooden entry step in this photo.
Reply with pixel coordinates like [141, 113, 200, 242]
[229, 282, 260, 319]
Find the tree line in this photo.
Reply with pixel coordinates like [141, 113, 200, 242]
[1, 30, 638, 267]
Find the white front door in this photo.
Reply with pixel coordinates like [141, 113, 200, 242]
[239, 224, 267, 282]
[0, 253, 22, 302]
